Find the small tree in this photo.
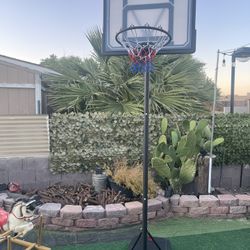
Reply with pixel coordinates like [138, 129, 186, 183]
[41, 28, 218, 115]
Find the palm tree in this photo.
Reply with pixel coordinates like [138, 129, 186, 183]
[41, 27, 217, 115]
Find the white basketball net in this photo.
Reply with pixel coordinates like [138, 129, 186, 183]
[116, 26, 171, 72]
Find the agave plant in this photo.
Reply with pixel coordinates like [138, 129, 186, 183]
[151, 118, 224, 193]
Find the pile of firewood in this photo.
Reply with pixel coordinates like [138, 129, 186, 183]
[26, 183, 129, 208]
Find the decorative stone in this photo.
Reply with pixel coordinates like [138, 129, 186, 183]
[140, 211, 156, 220]
[171, 206, 188, 213]
[189, 207, 209, 215]
[44, 224, 63, 231]
[105, 203, 127, 218]
[148, 199, 162, 212]
[227, 214, 245, 219]
[41, 216, 51, 224]
[155, 196, 169, 209]
[207, 214, 228, 219]
[179, 195, 198, 208]
[199, 195, 219, 207]
[235, 195, 250, 206]
[120, 214, 139, 224]
[125, 201, 142, 215]
[217, 194, 238, 206]
[26, 193, 250, 232]
[163, 205, 171, 213]
[51, 217, 74, 227]
[229, 206, 247, 214]
[156, 209, 167, 218]
[64, 227, 86, 232]
[210, 206, 229, 214]
[98, 218, 119, 228]
[173, 212, 186, 217]
[60, 205, 82, 219]
[170, 194, 180, 206]
[165, 212, 174, 218]
[83, 205, 105, 219]
[75, 219, 97, 228]
[39, 203, 61, 218]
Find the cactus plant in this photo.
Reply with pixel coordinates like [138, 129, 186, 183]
[151, 118, 224, 193]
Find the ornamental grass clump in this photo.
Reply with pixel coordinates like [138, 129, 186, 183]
[108, 159, 157, 198]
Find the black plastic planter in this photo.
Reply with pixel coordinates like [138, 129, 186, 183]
[107, 177, 134, 198]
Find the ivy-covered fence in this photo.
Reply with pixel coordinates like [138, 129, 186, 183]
[213, 114, 250, 165]
[50, 113, 250, 173]
[50, 112, 159, 173]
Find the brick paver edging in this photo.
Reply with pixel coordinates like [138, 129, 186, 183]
[1, 193, 249, 231]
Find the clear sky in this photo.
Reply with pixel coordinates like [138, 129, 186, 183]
[1, 0, 250, 95]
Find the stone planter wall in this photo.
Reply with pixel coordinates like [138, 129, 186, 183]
[32, 194, 250, 232]
[1, 193, 249, 232]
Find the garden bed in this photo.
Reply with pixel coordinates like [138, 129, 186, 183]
[34, 193, 250, 231]
[1, 183, 250, 233]
[2, 192, 249, 232]
[25, 183, 133, 208]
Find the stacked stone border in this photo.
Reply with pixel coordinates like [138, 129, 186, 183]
[1, 194, 249, 232]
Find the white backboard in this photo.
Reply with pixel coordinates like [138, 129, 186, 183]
[102, 0, 196, 55]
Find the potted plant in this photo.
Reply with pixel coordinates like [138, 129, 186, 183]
[151, 118, 224, 195]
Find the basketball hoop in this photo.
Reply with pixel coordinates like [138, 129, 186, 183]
[115, 25, 171, 73]
[103, 2, 196, 249]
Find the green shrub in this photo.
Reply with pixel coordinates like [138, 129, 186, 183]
[213, 114, 250, 165]
[49, 113, 250, 173]
[50, 112, 160, 173]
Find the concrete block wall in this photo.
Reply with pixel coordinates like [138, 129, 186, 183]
[242, 165, 250, 188]
[0, 157, 91, 190]
[212, 165, 250, 189]
[0, 157, 249, 191]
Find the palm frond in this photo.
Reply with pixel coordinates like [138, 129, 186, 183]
[42, 28, 217, 115]
[86, 27, 109, 64]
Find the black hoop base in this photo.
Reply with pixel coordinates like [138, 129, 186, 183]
[129, 232, 172, 250]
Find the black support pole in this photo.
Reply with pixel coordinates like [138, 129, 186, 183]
[130, 69, 166, 250]
[230, 55, 236, 113]
[142, 70, 150, 250]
